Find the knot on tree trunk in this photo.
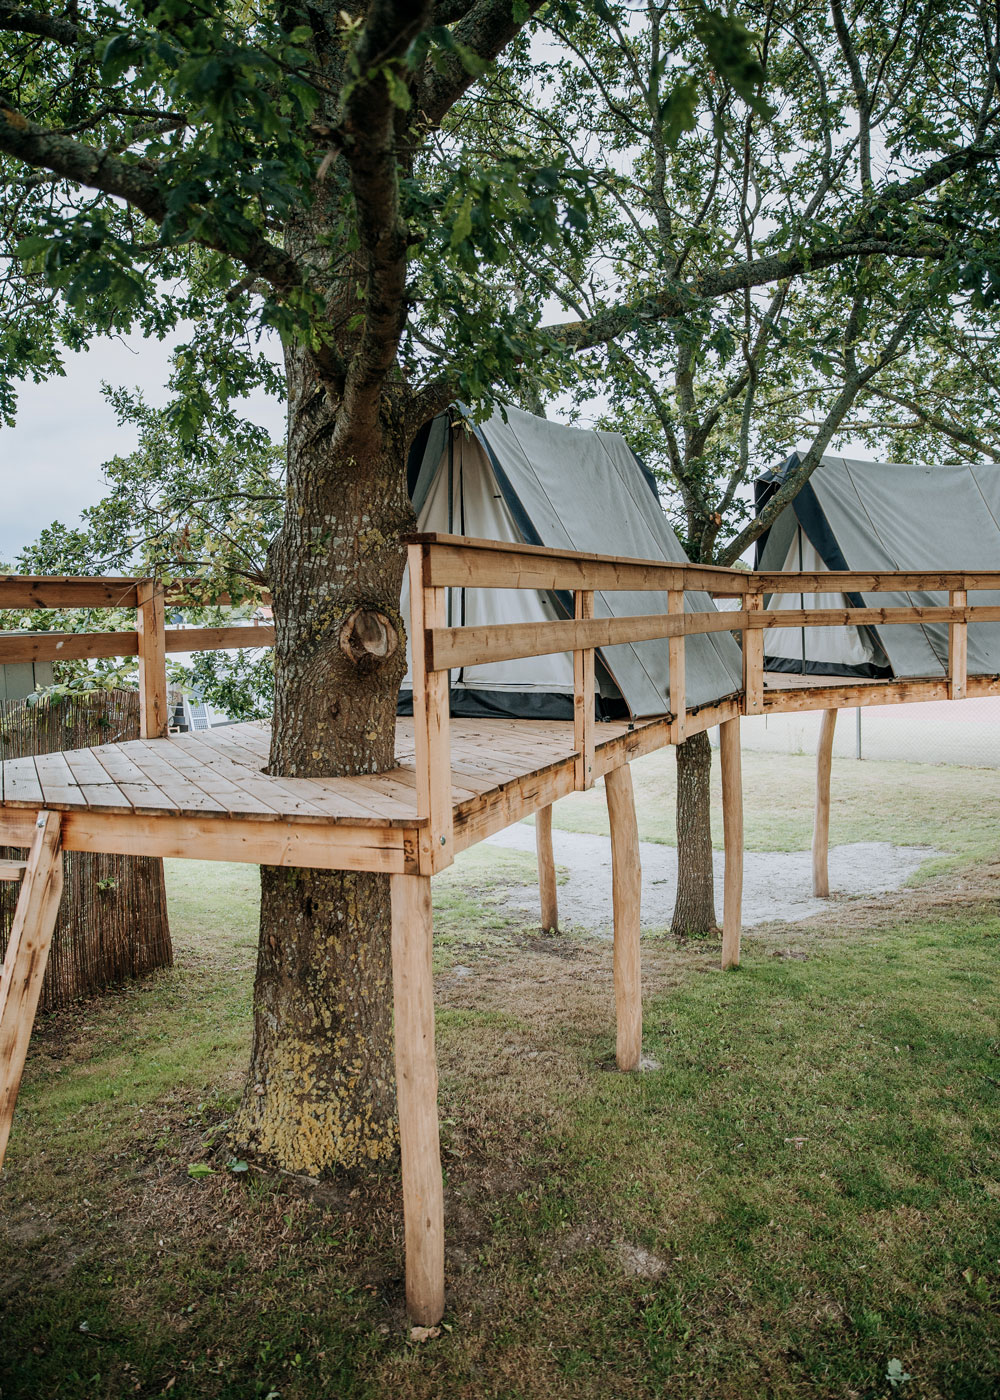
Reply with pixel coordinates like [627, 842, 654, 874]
[339, 607, 400, 673]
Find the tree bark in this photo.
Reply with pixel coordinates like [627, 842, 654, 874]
[231, 347, 413, 1175]
[671, 730, 718, 937]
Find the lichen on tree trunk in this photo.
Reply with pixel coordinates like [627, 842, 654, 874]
[671, 730, 718, 937]
[231, 344, 413, 1175]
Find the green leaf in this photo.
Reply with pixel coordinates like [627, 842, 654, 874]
[450, 195, 474, 249]
[384, 66, 412, 112]
[15, 235, 52, 260]
[187, 1163, 215, 1179]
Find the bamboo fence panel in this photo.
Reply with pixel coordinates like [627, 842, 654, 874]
[0, 690, 172, 1010]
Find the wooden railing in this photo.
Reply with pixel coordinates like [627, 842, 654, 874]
[746, 570, 1000, 712]
[0, 575, 274, 740]
[5, 543, 1000, 865]
[405, 534, 1000, 869]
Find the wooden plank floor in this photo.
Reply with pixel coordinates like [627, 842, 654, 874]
[0, 717, 651, 830]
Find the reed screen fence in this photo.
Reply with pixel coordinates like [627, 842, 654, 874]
[0, 689, 172, 1010]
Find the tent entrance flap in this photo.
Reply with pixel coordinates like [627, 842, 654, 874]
[761, 527, 890, 678]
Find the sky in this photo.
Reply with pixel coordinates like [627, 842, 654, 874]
[0, 331, 822, 568]
[0, 332, 286, 565]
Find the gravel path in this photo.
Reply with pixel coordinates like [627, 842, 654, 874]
[484, 824, 942, 932]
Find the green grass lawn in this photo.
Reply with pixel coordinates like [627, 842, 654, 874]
[2, 821, 1000, 1399]
[542, 750, 1000, 876]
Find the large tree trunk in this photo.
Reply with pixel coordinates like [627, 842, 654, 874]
[671, 730, 718, 937]
[231, 349, 413, 1175]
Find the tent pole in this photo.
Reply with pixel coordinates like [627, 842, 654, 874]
[606, 764, 642, 1070]
[812, 708, 838, 897]
[535, 804, 559, 932]
[720, 719, 743, 970]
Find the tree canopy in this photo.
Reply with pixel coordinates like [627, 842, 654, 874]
[3, 0, 1000, 1171]
[441, 0, 1000, 563]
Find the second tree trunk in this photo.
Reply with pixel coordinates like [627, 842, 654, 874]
[672, 730, 718, 936]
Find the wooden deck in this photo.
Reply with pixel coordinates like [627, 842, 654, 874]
[0, 713, 709, 870]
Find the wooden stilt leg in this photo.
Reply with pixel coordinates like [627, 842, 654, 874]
[389, 873, 445, 1325]
[535, 804, 559, 932]
[812, 709, 838, 898]
[720, 719, 743, 970]
[605, 764, 641, 1071]
[0, 810, 63, 1168]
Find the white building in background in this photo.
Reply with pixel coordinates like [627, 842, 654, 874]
[0, 639, 54, 702]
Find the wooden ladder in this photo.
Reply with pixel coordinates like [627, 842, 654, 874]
[0, 810, 64, 1168]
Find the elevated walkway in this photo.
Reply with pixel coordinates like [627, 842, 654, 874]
[2, 535, 999, 1324]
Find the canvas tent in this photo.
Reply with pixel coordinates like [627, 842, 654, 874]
[755, 453, 1000, 678]
[400, 404, 743, 719]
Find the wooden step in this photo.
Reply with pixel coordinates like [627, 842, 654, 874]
[0, 861, 27, 882]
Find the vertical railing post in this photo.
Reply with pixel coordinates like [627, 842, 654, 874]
[390, 872, 445, 1325]
[535, 804, 559, 932]
[408, 543, 454, 874]
[668, 584, 686, 743]
[743, 589, 764, 715]
[574, 590, 595, 791]
[719, 718, 743, 971]
[812, 709, 838, 897]
[136, 580, 168, 739]
[605, 763, 642, 1070]
[949, 588, 968, 700]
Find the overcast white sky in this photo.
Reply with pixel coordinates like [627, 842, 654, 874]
[0, 332, 286, 565]
[1, 329, 820, 568]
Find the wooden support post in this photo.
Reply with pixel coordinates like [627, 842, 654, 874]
[743, 591, 764, 715]
[574, 590, 595, 790]
[535, 804, 559, 932]
[0, 810, 63, 1168]
[408, 544, 454, 874]
[812, 708, 838, 898]
[668, 587, 686, 743]
[719, 718, 743, 970]
[605, 764, 641, 1070]
[390, 873, 445, 1325]
[136, 580, 169, 739]
[949, 589, 968, 700]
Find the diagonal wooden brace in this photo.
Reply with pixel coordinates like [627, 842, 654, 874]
[0, 810, 64, 1168]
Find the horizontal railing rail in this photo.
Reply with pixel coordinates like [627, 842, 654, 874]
[427, 604, 1000, 672]
[754, 570, 1000, 594]
[0, 625, 276, 665]
[406, 532, 745, 594]
[0, 574, 272, 610]
[0, 574, 273, 739]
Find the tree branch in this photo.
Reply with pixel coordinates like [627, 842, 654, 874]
[0, 1, 80, 46]
[718, 307, 922, 565]
[417, 0, 545, 131]
[544, 123, 999, 353]
[0, 101, 302, 291]
[542, 237, 930, 354]
[337, 0, 433, 439]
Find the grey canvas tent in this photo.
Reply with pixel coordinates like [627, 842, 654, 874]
[400, 404, 743, 719]
[755, 453, 1000, 678]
